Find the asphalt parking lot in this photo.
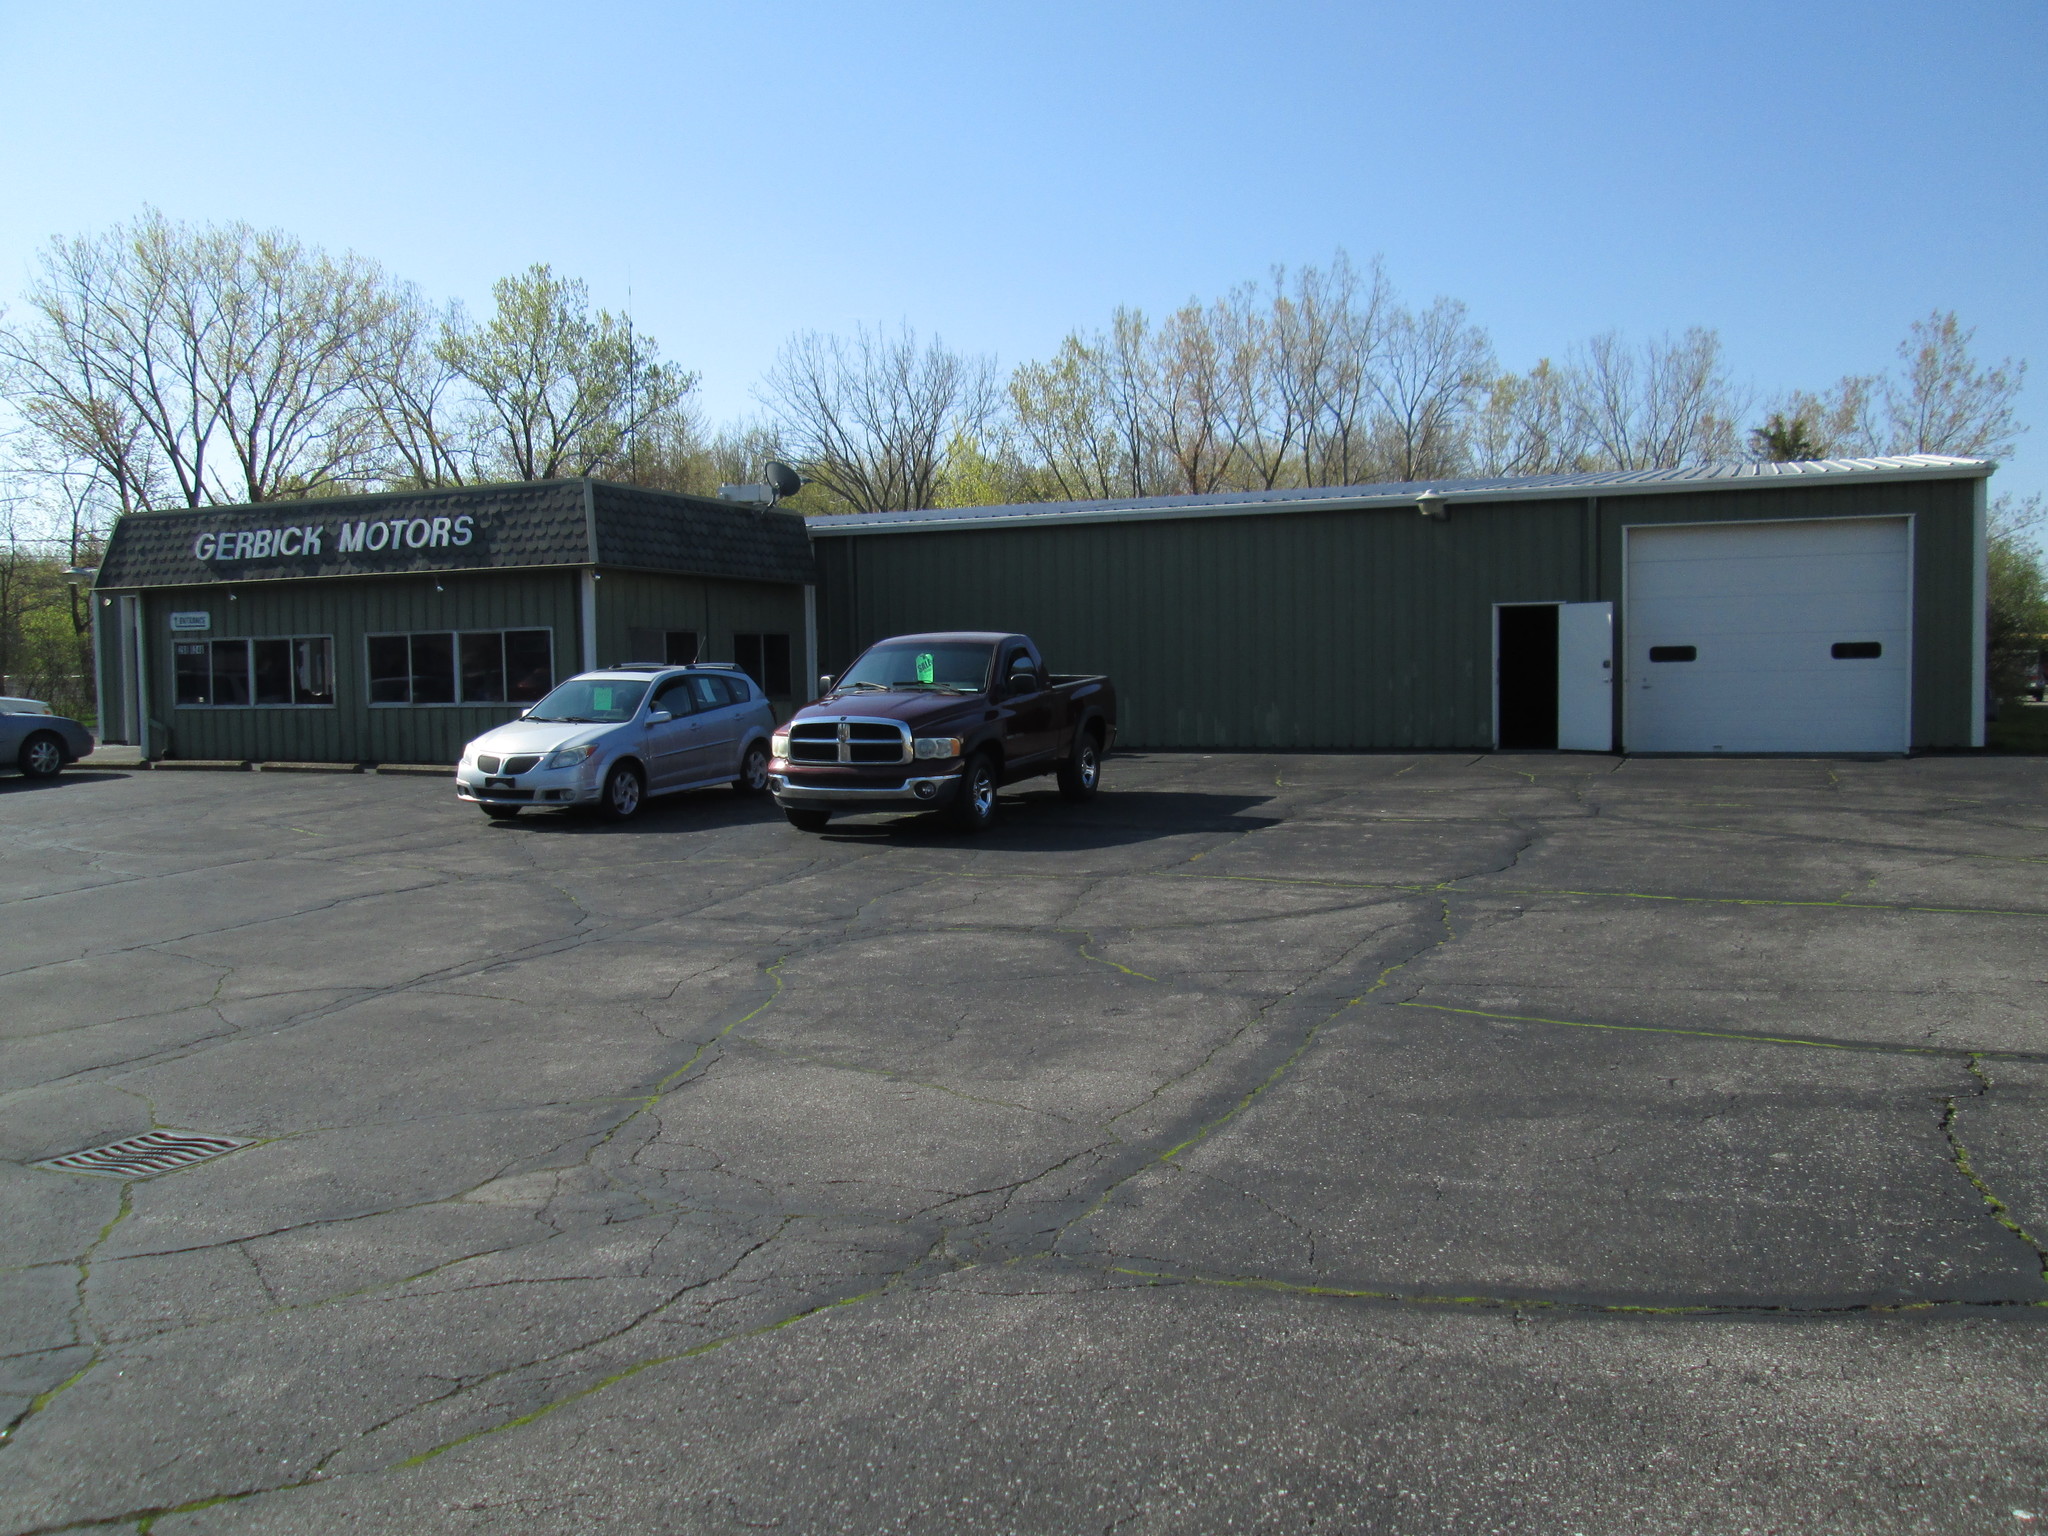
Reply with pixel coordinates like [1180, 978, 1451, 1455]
[4, 751, 2047, 1534]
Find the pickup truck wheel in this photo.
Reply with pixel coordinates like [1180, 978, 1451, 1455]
[947, 753, 999, 833]
[1057, 728, 1102, 802]
[734, 742, 770, 796]
[600, 762, 644, 821]
[18, 732, 66, 779]
[784, 806, 831, 832]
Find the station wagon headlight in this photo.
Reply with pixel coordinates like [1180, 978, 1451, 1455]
[913, 736, 963, 760]
[771, 730, 791, 758]
[544, 743, 598, 770]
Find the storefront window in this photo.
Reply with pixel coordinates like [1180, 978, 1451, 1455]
[733, 633, 792, 696]
[367, 629, 553, 705]
[175, 637, 334, 707]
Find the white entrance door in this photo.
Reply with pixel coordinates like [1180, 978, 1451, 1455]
[1625, 518, 1912, 753]
[1557, 601, 1614, 751]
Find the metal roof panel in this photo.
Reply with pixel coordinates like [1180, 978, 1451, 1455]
[804, 455, 1993, 537]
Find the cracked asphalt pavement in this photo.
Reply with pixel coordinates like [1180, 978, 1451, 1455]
[4, 751, 2047, 1533]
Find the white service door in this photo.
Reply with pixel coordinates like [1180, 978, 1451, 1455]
[1556, 601, 1614, 751]
[1625, 518, 1911, 753]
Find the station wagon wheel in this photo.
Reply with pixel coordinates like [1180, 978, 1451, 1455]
[947, 752, 999, 833]
[601, 762, 644, 821]
[1057, 728, 1101, 803]
[18, 732, 65, 779]
[734, 741, 770, 796]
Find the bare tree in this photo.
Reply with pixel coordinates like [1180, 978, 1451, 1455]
[1271, 253, 1389, 488]
[0, 210, 399, 511]
[1570, 327, 1741, 470]
[440, 266, 696, 482]
[1753, 312, 2024, 463]
[1473, 359, 1586, 476]
[354, 286, 470, 488]
[1368, 297, 1494, 481]
[1150, 299, 1238, 495]
[1007, 318, 1172, 504]
[1884, 311, 2025, 458]
[760, 325, 997, 513]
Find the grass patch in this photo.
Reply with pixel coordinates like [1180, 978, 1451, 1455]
[1987, 699, 2048, 754]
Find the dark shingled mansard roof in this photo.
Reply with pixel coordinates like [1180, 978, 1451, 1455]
[96, 480, 816, 590]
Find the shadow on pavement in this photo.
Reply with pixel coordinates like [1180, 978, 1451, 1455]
[483, 785, 1279, 850]
[0, 770, 137, 791]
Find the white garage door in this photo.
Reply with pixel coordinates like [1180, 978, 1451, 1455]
[1625, 517, 1911, 753]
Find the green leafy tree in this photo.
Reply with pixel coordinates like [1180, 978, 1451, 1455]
[439, 265, 696, 482]
[1988, 495, 2048, 700]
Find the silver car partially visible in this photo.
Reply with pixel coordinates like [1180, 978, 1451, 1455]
[1, 699, 96, 779]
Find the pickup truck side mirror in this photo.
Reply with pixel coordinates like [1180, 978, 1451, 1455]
[818, 674, 836, 695]
[1008, 669, 1038, 695]
[645, 710, 672, 725]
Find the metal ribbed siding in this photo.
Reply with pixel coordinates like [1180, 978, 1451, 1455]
[819, 499, 1584, 750]
[815, 478, 1981, 751]
[595, 570, 809, 701]
[145, 571, 579, 763]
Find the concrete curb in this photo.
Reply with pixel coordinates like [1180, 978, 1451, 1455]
[374, 764, 455, 776]
[147, 760, 251, 771]
[253, 762, 367, 773]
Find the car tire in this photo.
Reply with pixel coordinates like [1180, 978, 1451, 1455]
[600, 762, 645, 821]
[784, 806, 831, 832]
[480, 803, 521, 820]
[734, 741, 770, 796]
[18, 732, 65, 779]
[1056, 727, 1102, 803]
[947, 752, 999, 833]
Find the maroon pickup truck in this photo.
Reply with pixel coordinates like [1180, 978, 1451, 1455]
[769, 632, 1117, 833]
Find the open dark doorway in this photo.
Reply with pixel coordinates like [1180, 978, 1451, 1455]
[1497, 604, 1559, 749]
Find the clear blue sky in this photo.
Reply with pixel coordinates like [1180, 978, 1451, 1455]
[3, 0, 2042, 498]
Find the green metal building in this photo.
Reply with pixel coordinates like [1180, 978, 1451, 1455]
[810, 456, 1990, 754]
[93, 481, 815, 764]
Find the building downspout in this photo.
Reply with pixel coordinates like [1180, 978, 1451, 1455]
[1970, 476, 1988, 748]
[803, 585, 818, 702]
[131, 596, 153, 758]
[579, 570, 600, 673]
[89, 592, 107, 741]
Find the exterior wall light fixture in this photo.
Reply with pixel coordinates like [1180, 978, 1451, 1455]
[1415, 490, 1447, 520]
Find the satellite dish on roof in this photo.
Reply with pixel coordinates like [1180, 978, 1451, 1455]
[764, 461, 804, 501]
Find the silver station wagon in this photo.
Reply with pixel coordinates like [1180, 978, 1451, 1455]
[456, 664, 777, 821]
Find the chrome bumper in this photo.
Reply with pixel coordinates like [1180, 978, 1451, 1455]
[770, 770, 961, 807]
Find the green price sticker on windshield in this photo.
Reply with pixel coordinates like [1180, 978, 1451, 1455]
[915, 652, 935, 684]
[592, 686, 614, 710]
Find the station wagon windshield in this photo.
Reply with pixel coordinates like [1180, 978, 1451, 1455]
[837, 642, 994, 693]
[525, 678, 650, 722]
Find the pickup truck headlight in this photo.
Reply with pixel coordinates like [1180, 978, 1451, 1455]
[912, 736, 963, 760]
[771, 730, 791, 758]
[543, 743, 598, 770]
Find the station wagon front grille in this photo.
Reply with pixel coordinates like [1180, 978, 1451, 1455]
[475, 754, 541, 775]
[787, 720, 911, 764]
[36, 1130, 254, 1180]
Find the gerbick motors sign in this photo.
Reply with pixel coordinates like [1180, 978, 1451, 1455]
[190, 513, 481, 562]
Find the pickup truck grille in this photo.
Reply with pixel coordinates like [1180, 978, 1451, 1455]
[475, 754, 541, 775]
[787, 720, 911, 764]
